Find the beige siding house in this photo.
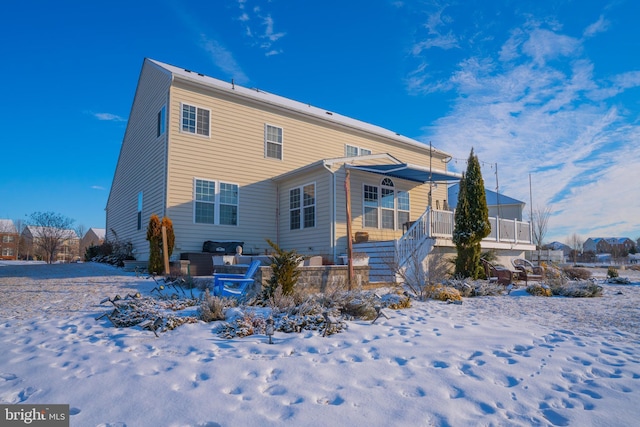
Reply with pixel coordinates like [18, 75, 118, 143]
[80, 227, 106, 258]
[107, 59, 533, 280]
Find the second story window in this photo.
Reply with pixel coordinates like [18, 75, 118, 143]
[345, 145, 372, 157]
[182, 104, 210, 136]
[157, 105, 166, 137]
[265, 124, 283, 159]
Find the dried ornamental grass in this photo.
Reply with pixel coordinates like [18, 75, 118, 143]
[425, 284, 462, 302]
[526, 283, 552, 297]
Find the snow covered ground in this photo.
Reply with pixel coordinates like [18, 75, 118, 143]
[1, 261, 639, 426]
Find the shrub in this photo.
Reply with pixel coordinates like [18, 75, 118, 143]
[526, 283, 552, 297]
[198, 289, 235, 322]
[262, 239, 305, 299]
[444, 279, 504, 297]
[87, 239, 134, 266]
[607, 266, 619, 278]
[425, 284, 462, 302]
[562, 267, 592, 280]
[550, 281, 603, 297]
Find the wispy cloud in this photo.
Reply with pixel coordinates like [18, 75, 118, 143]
[200, 35, 250, 85]
[411, 12, 640, 241]
[168, 1, 250, 85]
[93, 113, 126, 122]
[236, 2, 286, 55]
[91, 185, 106, 191]
[583, 15, 609, 38]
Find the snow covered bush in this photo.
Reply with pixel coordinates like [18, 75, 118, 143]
[444, 279, 504, 297]
[550, 281, 603, 297]
[562, 267, 592, 280]
[526, 283, 552, 297]
[424, 284, 462, 302]
[198, 289, 235, 322]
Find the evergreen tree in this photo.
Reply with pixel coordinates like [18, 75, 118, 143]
[452, 148, 491, 278]
[146, 214, 163, 275]
[161, 216, 175, 259]
[146, 214, 176, 275]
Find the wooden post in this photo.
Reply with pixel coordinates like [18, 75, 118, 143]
[162, 225, 170, 275]
[344, 170, 353, 291]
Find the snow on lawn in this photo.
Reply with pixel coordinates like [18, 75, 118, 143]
[1, 262, 639, 426]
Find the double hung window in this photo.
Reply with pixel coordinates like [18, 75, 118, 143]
[182, 104, 210, 136]
[290, 183, 315, 230]
[265, 124, 283, 159]
[194, 179, 238, 225]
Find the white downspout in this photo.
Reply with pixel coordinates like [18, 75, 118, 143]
[323, 161, 337, 263]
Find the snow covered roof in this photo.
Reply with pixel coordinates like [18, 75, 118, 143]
[87, 228, 106, 239]
[24, 226, 78, 239]
[0, 219, 17, 233]
[587, 237, 633, 245]
[147, 59, 449, 157]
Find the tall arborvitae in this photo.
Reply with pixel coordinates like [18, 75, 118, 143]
[146, 214, 163, 275]
[161, 216, 175, 260]
[146, 214, 176, 275]
[452, 148, 491, 278]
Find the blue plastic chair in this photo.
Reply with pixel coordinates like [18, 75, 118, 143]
[213, 260, 262, 298]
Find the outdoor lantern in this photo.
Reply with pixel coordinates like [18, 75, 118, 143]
[266, 317, 275, 344]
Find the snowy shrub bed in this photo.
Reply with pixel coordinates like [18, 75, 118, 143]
[526, 283, 552, 297]
[550, 280, 603, 297]
[444, 279, 506, 297]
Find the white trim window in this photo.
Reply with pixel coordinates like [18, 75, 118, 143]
[182, 103, 210, 136]
[194, 178, 238, 225]
[265, 124, 283, 159]
[2, 248, 13, 257]
[345, 144, 372, 157]
[290, 183, 315, 230]
[363, 178, 409, 230]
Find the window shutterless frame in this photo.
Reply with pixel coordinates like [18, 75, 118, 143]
[181, 103, 210, 137]
[265, 124, 283, 160]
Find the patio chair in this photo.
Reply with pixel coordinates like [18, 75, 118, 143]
[511, 258, 544, 285]
[213, 260, 262, 299]
[480, 259, 514, 286]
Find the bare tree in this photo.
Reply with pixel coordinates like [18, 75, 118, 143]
[28, 212, 76, 264]
[531, 206, 552, 265]
[565, 233, 583, 265]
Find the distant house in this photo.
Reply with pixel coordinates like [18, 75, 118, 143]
[583, 237, 635, 255]
[0, 219, 18, 260]
[544, 241, 572, 255]
[106, 58, 534, 281]
[80, 228, 106, 258]
[21, 226, 79, 263]
[447, 183, 526, 221]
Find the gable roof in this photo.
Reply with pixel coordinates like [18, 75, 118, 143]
[23, 226, 78, 239]
[586, 237, 633, 245]
[87, 228, 106, 240]
[147, 58, 449, 158]
[447, 183, 524, 208]
[0, 219, 17, 233]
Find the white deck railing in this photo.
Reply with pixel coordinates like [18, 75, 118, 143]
[395, 208, 533, 266]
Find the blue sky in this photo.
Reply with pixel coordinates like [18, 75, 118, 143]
[1, 0, 639, 243]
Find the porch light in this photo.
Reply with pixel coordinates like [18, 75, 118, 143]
[266, 317, 275, 344]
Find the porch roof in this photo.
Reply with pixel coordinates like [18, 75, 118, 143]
[347, 164, 462, 183]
